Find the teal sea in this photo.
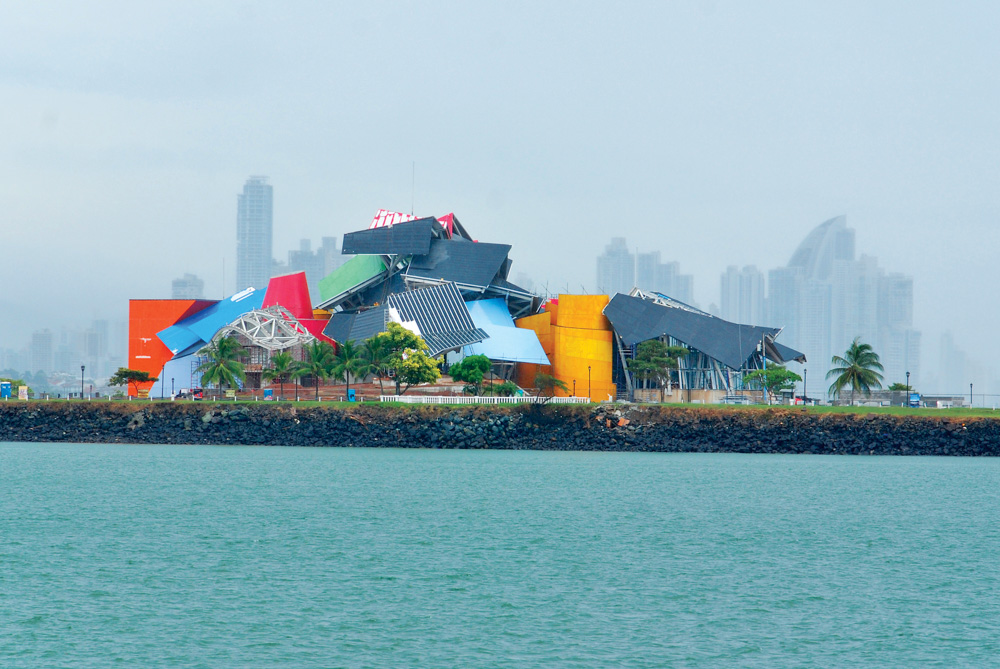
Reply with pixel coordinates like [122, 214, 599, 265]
[2, 443, 1000, 667]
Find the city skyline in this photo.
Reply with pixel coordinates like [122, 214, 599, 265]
[2, 3, 999, 396]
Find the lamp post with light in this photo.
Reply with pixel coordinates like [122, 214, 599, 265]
[80, 365, 85, 400]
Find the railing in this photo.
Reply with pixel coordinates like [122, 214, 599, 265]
[379, 395, 591, 404]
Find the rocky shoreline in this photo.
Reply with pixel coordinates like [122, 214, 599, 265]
[2, 402, 999, 456]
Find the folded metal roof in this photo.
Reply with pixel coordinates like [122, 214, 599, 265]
[157, 287, 264, 356]
[342, 217, 439, 256]
[316, 255, 388, 308]
[405, 239, 511, 289]
[387, 283, 488, 356]
[321, 306, 390, 345]
[603, 293, 788, 370]
[773, 341, 807, 364]
[263, 271, 313, 320]
[462, 299, 550, 365]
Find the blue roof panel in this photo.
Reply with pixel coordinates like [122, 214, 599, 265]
[157, 287, 264, 355]
[462, 299, 550, 365]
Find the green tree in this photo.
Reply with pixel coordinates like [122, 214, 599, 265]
[888, 382, 914, 392]
[370, 323, 441, 395]
[743, 366, 802, 404]
[108, 367, 159, 396]
[262, 351, 295, 400]
[827, 337, 885, 403]
[534, 372, 569, 398]
[196, 337, 247, 395]
[295, 340, 336, 401]
[361, 337, 391, 394]
[489, 380, 519, 397]
[628, 340, 689, 402]
[396, 349, 441, 393]
[331, 339, 366, 400]
[449, 354, 492, 395]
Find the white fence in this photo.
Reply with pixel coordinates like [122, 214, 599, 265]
[379, 395, 591, 404]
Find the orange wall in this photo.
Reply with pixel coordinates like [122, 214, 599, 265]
[515, 295, 615, 399]
[514, 312, 554, 388]
[128, 300, 214, 396]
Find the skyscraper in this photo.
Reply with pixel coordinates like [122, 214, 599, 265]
[596, 238, 634, 296]
[720, 265, 765, 325]
[171, 273, 205, 299]
[766, 216, 921, 394]
[282, 237, 345, 301]
[236, 176, 273, 292]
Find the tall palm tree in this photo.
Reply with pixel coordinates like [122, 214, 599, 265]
[262, 351, 295, 400]
[362, 337, 390, 394]
[826, 337, 885, 404]
[197, 337, 248, 396]
[295, 340, 335, 401]
[331, 339, 365, 400]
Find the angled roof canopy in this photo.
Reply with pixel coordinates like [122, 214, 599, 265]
[157, 287, 264, 356]
[603, 292, 803, 370]
[462, 299, 550, 365]
[405, 239, 511, 289]
[316, 255, 388, 309]
[387, 283, 488, 356]
[342, 217, 440, 256]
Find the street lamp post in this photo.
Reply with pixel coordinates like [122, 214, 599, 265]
[803, 368, 807, 404]
[906, 371, 910, 407]
[588, 366, 591, 401]
[171, 378, 175, 399]
[80, 365, 85, 400]
[971, 383, 974, 408]
[573, 379, 576, 397]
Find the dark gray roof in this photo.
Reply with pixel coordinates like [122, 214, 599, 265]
[341, 217, 439, 256]
[321, 306, 389, 344]
[387, 283, 488, 356]
[405, 239, 511, 289]
[773, 341, 807, 364]
[603, 293, 784, 370]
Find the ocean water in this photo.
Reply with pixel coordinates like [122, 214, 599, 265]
[2, 443, 999, 668]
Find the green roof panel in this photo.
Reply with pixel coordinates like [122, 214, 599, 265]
[317, 255, 387, 304]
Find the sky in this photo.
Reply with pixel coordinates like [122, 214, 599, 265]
[2, 1, 998, 382]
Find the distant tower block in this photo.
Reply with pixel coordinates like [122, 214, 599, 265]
[171, 273, 205, 299]
[236, 176, 273, 292]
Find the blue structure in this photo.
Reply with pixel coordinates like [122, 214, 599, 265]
[462, 299, 550, 365]
[158, 287, 264, 356]
[0, 382, 11, 399]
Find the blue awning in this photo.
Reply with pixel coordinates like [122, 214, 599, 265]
[462, 298, 550, 365]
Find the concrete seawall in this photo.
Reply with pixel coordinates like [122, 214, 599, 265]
[2, 402, 999, 456]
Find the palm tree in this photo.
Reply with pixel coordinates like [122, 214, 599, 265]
[197, 337, 248, 396]
[295, 340, 335, 401]
[826, 337, 885, 404]
[262, 351, 295, 400]
[331, 339, 365, 401]
[362, 338, 390, 394]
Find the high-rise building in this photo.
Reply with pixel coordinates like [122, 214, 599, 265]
[172, 273, 205, 299]
[236, 176, 274, 292]
[29, 329, 54, 374]
[596, 238, 634, 296]
[720, 265, 765, 325]
[766, 216, 921, 395]
[634, 251, 695, 304]
[278, 237, 345, 301]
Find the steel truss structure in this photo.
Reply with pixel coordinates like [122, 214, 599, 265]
[211, 306, 316, 352]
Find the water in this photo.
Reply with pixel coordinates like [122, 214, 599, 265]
[2, 443, 1000, 668]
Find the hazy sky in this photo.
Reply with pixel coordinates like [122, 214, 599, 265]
[2, 1, 998, 379]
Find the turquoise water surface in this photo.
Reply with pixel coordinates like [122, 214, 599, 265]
[2, 442, 999, 667]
